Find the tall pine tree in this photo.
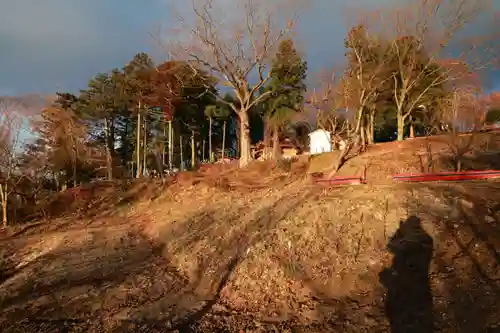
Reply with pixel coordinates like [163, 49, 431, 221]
[122, 53, 155, 177]
[264, 39, 307, 158]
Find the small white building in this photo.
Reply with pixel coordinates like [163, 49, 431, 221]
[308, 129, 332, 155]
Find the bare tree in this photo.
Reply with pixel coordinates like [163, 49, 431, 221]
[307, 70, 359, 176]
[308, 70, 343, 142]
[438, 86, 487, 171]
[39, 107, 88, 188]
[170, 0, 302, 166]
[341, 24, 394, 146]
[359, 0, 489, 141]
[0, 98, 25, 227]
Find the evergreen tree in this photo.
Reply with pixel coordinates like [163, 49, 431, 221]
[79, 73, 121, 179]
[122, 53, 155, 177]
[263, 39, 307, 157]
[147, 61, 218, 169]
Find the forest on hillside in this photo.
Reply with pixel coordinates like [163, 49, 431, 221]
[0, 0, 499, 226]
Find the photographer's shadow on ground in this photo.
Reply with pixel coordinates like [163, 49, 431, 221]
[379, 215, 434, 333]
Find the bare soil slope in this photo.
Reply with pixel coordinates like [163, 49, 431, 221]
[0, 157, 499, 332]
[308, 132, 500, 182]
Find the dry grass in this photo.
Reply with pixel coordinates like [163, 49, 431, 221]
[176, 158, 310, 191]
[1, 152, 500, 331]
[136, 179, 500, 331]
[308, 132, 500, 183]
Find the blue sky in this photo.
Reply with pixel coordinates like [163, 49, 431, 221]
[0, 0, 404, 96]
[0, 0, 497, 97]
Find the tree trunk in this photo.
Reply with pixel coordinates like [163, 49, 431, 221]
[0, 184, 7, 227]
[235, 117, 240, 158]
[202, 139, 206, 161]
[73, 154, 77, 188]
[360, 122, 366, 148]
[143, 115, 147, 175]
[162, 122, 166, 166]
[209, 117, 213, 162]
[109, 117, 115, 153]
[364, 123, 370, 146]
[425, 139, 434, 173]
[180, 135, 184, 170]
[156, 152, 163, 179]
[191, 130, 195, 169]
[222, 121, 226, 161]
[409, 116, 415, 139]
[397, 112, 405, 141]
[263, 116, 271, 148]
[168, 120, 173, 171]
[238, 110, 252, 167]
[1, 202, 6, 228]
[368, 111, 375, 144]
[354, 107, 364, 133]
[136, 103, 142, 178]
[72, 133, 78, 187]
[272, 125, 281, 159]
[55, 173, 60, 192]
[123, 120, 129, 168]
[104, 117, 113, 180]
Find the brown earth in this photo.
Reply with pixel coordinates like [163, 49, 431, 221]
[0, 138, 500, 332]
[308, 131, 500, 182]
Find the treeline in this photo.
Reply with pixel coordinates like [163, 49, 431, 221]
[0, 38, 309, 225]
[34, 55, 233, 183]
[26, 38, 308, 183]
[0, 0, 498, 226]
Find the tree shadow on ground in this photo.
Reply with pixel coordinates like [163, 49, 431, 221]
[0, 187, 313, 332]
[405, 182, 500, 332]
[3, 182, 500, 332]
[0, 227, 218, 332]
[120, 187, 315, 332]
[266, 184, 500, 333]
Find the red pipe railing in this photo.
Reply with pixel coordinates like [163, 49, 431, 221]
[392, 170, 500, 182]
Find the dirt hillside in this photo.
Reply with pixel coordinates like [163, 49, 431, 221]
[309, 131, 500, 182]
[0, 143, 499, 332]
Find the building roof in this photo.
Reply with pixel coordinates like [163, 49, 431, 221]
[308, 129, 330, 136]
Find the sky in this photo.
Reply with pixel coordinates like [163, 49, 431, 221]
[0, 0, 498, 97]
